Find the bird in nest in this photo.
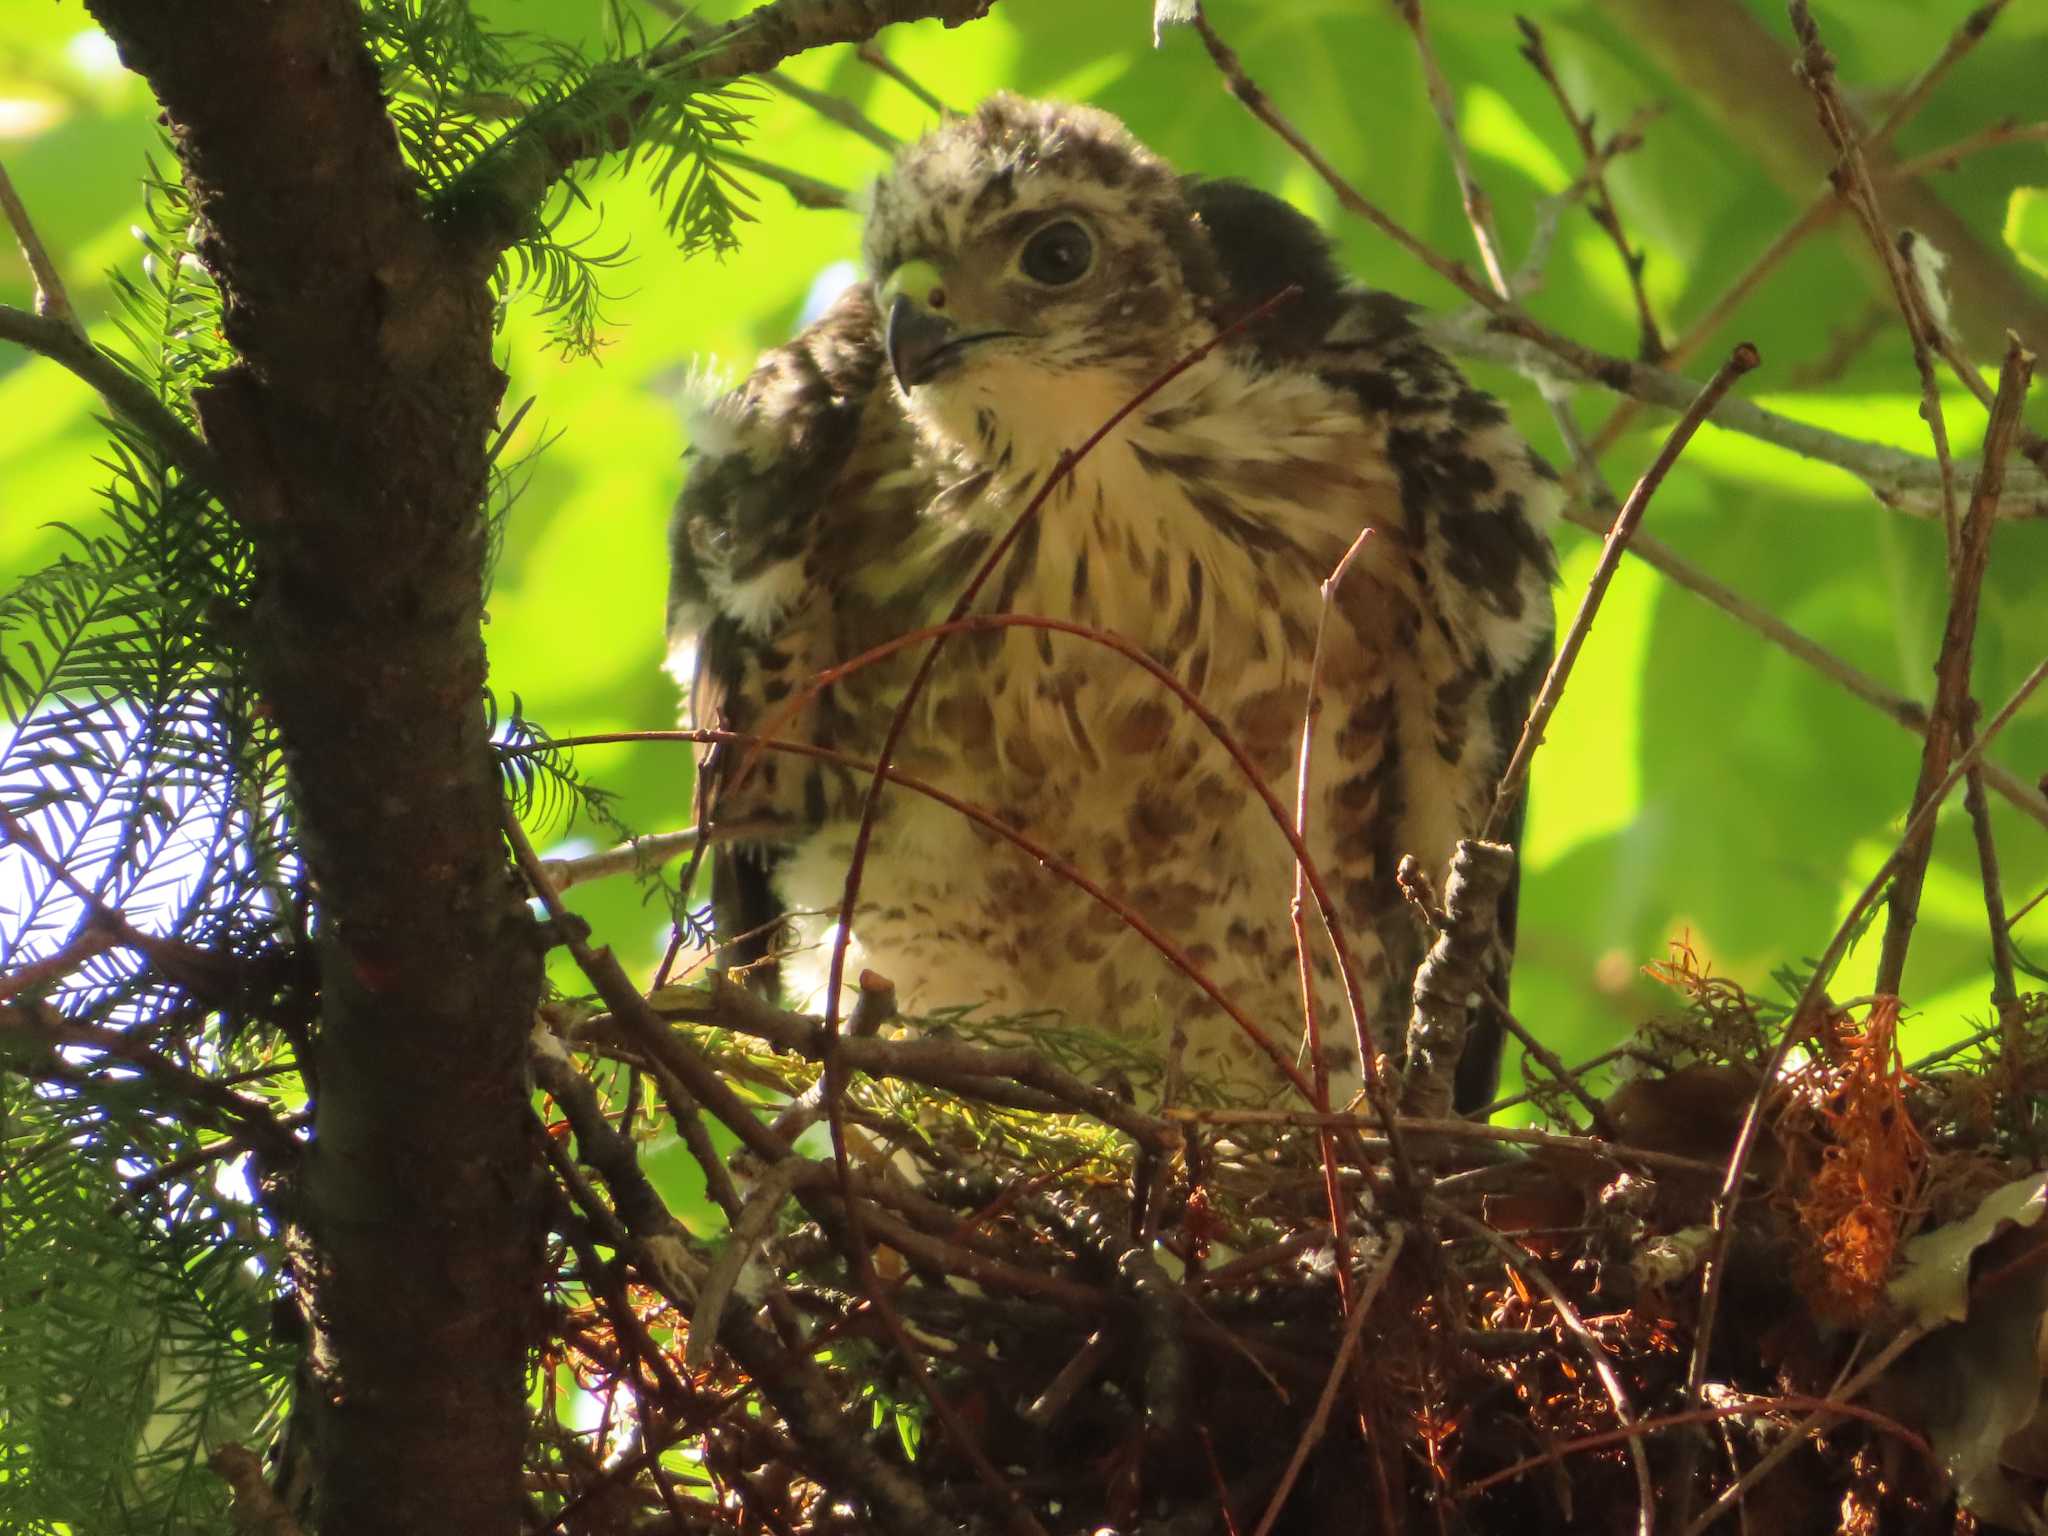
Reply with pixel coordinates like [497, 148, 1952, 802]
[668, 94, 1557, 1112]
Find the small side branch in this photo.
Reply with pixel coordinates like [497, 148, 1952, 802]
[0, 158, 80, 332]
[0, 304, 221, 493]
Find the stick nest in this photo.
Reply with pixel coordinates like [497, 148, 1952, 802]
[532, 944, 2048, 1536]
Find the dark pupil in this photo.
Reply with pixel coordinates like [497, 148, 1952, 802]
[1022, 222, 1091, 285]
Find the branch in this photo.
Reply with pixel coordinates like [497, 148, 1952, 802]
[1484, 343, 1761, 838]
[857, 41, 951, 115]
[1790, 2, 1960, 557]
[659, 0, 993, 83]
[1393, 0, 1511, 298]
[0, 303, 222, 493]
[1427, 313, 2048, 523]
[1873, 334, 2033, 994]
[720, 149, 852, 211]
[0, 157, 80, 332]
[654, 979, 1175, 1149]
[1192, 13, 2048, 523]
[447, 0, 990, 250]
[1516, 17, 1666, 360]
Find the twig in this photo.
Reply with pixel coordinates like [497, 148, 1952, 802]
[2012, 881, 2048, 932]
[1889, 117, 2048, 180]
[1476, 978, 1619, 1137]
[1547, 507, 2048, 830]
[653, 971, 1170, 1147]
[1432, 310, 2048, 523]
[1869, 0, 2012, 147]
[1585, 0, 2012, 450]
[653, 0, 992, 84]
[720, 149, 851, 210]
[764, 68, 898, 150]
[1248, 1225, 1405, 1536]
[1435, 1203, 1655, 1535]
[1394, 1, 1510, 298]
[1516, 17, 1665, 360]
[856, 41, 950, 116]
[0, 158, 80, 333]
[640, 1051, 746, 1223]
[1675, 1320, 1940, 1536]
[1288, 527, 1380, 1325]
[532, 1028, 706, 1303]
[0, 304, 222, 493]
[539, 819, 782, 892]
[689, 1156, 808, 1368]
[1483, 343, 1760, 841]
[742, 609, 1389, 1128]
[1685, 644, 2048, 1433]
[0, 924, 116, 1002]
[550, 725, 1316, 1101]
[504, 806, 1005, 1536]
[1793, 4, 1960, 554]
[1196, 9, 2042, 522]
[0, 805, 244, 1001]
[1159, 1109, 1740, 1182]
[1456, 1387, 1930, 1506]
[7, 1004, 297, 1156]
[1873, 334, 2032, 995]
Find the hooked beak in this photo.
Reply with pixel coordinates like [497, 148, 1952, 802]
[880, 259, 1017, 392]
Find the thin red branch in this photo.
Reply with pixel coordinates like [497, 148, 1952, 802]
[808, 286, 1308, 1456]
[750, 608, 1378, 1109]
[538, 727, 1316, 1099]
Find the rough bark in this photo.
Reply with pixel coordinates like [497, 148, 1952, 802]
[80, 4, 546, 1533]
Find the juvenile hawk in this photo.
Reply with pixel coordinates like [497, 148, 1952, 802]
[669, 95, 1557, 1110]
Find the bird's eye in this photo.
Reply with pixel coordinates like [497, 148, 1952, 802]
[1019, 220, 1094, 286]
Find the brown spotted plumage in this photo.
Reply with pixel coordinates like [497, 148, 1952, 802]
[668, 95, 1557, 1109]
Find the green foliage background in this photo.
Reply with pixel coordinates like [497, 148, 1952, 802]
[3, 3, 2046, 1087]
[2, 1, 2047, 1529]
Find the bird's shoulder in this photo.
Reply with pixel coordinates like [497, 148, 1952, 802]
[667, 282, 899, 648]
[1192, 177, 1559, 619]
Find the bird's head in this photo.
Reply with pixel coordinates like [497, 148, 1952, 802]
[863, 95, 1226, 460]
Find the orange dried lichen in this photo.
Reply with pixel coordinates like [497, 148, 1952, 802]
[1780, 997, 1927, 1327]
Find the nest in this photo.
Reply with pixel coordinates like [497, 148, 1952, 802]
[526, 928, 2048, 1536]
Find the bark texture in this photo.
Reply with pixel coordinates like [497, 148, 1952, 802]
[81, 4, 546, 1533]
